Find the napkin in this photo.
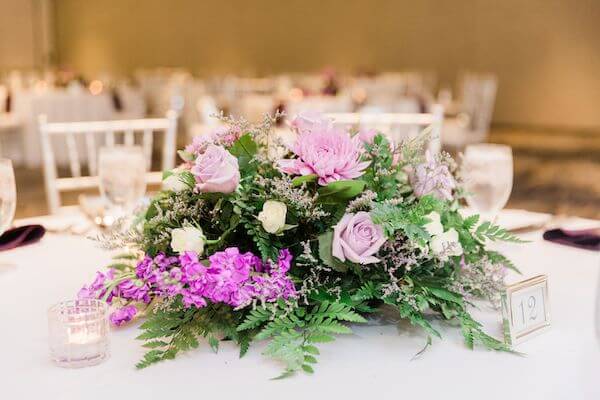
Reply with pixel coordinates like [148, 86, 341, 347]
[0, 225, 46, 251]
[543, 228, 600, 251]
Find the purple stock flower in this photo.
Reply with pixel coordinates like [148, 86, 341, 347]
[135, 256, 154, 280]
[180, 289, 207, 308]
[109, 305, 137, 326]
[409, 150, 456, 201]
[154, 253, 178, 270]
[164, 247, 297, 309]
[86, 246, 297, 327]
[277, 249, 293, 273]
[180, 251, 207, 283]
[78, 269, 115, 302]
[116, 278, 151, 304]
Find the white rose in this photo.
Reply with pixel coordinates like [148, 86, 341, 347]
[423, 211, 444, 236]
[170, 226, 205, 255]
[257, 200, 287, 234]
[163, 174, 189, 192]
[430, 228, 463, 260]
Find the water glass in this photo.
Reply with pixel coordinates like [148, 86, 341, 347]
[98, 146, 146, 215]
[462, 144, 513, 221]
[48, 299, 110, 368]
[0, 158, 16, 235]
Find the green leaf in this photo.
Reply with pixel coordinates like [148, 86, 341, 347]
[142, 340, 169, 349]
[307, 333, 335, 343]
[486, 250, 521, 274]
[302, 345, 320, 355]
[317, 231, 348, 272]
[162, 169, 174, 180]
[291, 174, 317, 187]
[474, 221, 528, 243]
[229, 133, 258, 170]
[302, 364, 315, 374]
[237, 307, 272, 331]
[317, 180, 366, 204]
[106, 262, 133, 271]
[304, 355, 318, 364]
[314, 320, 353, 334]
[426, 287, 464, 306]
[177, 149, 195, 162]
[463, 214, 480, 230]
[271, 370, 295, 380]
[208, 335, 219, 353]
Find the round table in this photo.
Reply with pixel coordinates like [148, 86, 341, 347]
[1, 210, 599, 399]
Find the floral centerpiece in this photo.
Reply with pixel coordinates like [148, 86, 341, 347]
[81, 111, 523, 377]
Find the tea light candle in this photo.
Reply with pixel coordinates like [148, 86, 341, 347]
[48, 299, 110, 368]
[67, 331, 102, 345]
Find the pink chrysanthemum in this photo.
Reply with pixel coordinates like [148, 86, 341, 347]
[278, 113, 370, 185]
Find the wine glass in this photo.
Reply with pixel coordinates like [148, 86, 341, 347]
[462, 144, 513, 222]
[0, 159, 16, 235]
[98, 146, 146, 218]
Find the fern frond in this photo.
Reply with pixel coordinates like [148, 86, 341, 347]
[474, 221, 527, 243]
[237, 307, 273, 331]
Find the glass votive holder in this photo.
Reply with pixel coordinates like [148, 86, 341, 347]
[48, 299, 110, 368]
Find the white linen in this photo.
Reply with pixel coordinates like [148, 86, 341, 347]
[1, 209, 599, 399]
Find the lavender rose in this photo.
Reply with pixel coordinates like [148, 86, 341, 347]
[191, 144, 240, 193]
[332, 212, 386, 265]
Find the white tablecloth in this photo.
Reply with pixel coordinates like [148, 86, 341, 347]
[1, 210, 599, 399]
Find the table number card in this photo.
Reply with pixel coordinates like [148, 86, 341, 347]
[501, 275, 550, 346]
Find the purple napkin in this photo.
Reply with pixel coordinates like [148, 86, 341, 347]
[543, 228, 600, 251]
[0, 225, 46, 251]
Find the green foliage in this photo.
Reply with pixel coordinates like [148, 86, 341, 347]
[458, 312, 511, 352]
[317, 180, 366, 204]
[398, 126, 431, 166]
[371, 195, 444, 245]
[352, 281, 380, 302]
[474, 221, 527, 243]
[291, 174, 317, 187]
[485, 250, 521, 273]
[462, 214, 480, 230]
[243, 301, 366, 377]
[361, 134, 402, 200]
[317, 231, 349, 272]
[229, 133, 258, 172]
[244, 219, 281, 261]
[136, 302, 249, 369]
[237, 307, 273, 331]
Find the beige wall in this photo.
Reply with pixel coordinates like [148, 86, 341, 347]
[53, 0, 600, 129]
[0, 0, 36, 68]
[0, 0, 54, 70]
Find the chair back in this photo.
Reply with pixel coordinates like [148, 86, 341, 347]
[326, 104, 444, 154]
[39, 111, 177, 214]
[459, 73, 498, 135]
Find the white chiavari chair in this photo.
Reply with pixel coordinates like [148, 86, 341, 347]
[442, 73, 498, 149]
[460, 73, 498, 136]
[326, 104, 444, 154]
[39, 111, 178, 214]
